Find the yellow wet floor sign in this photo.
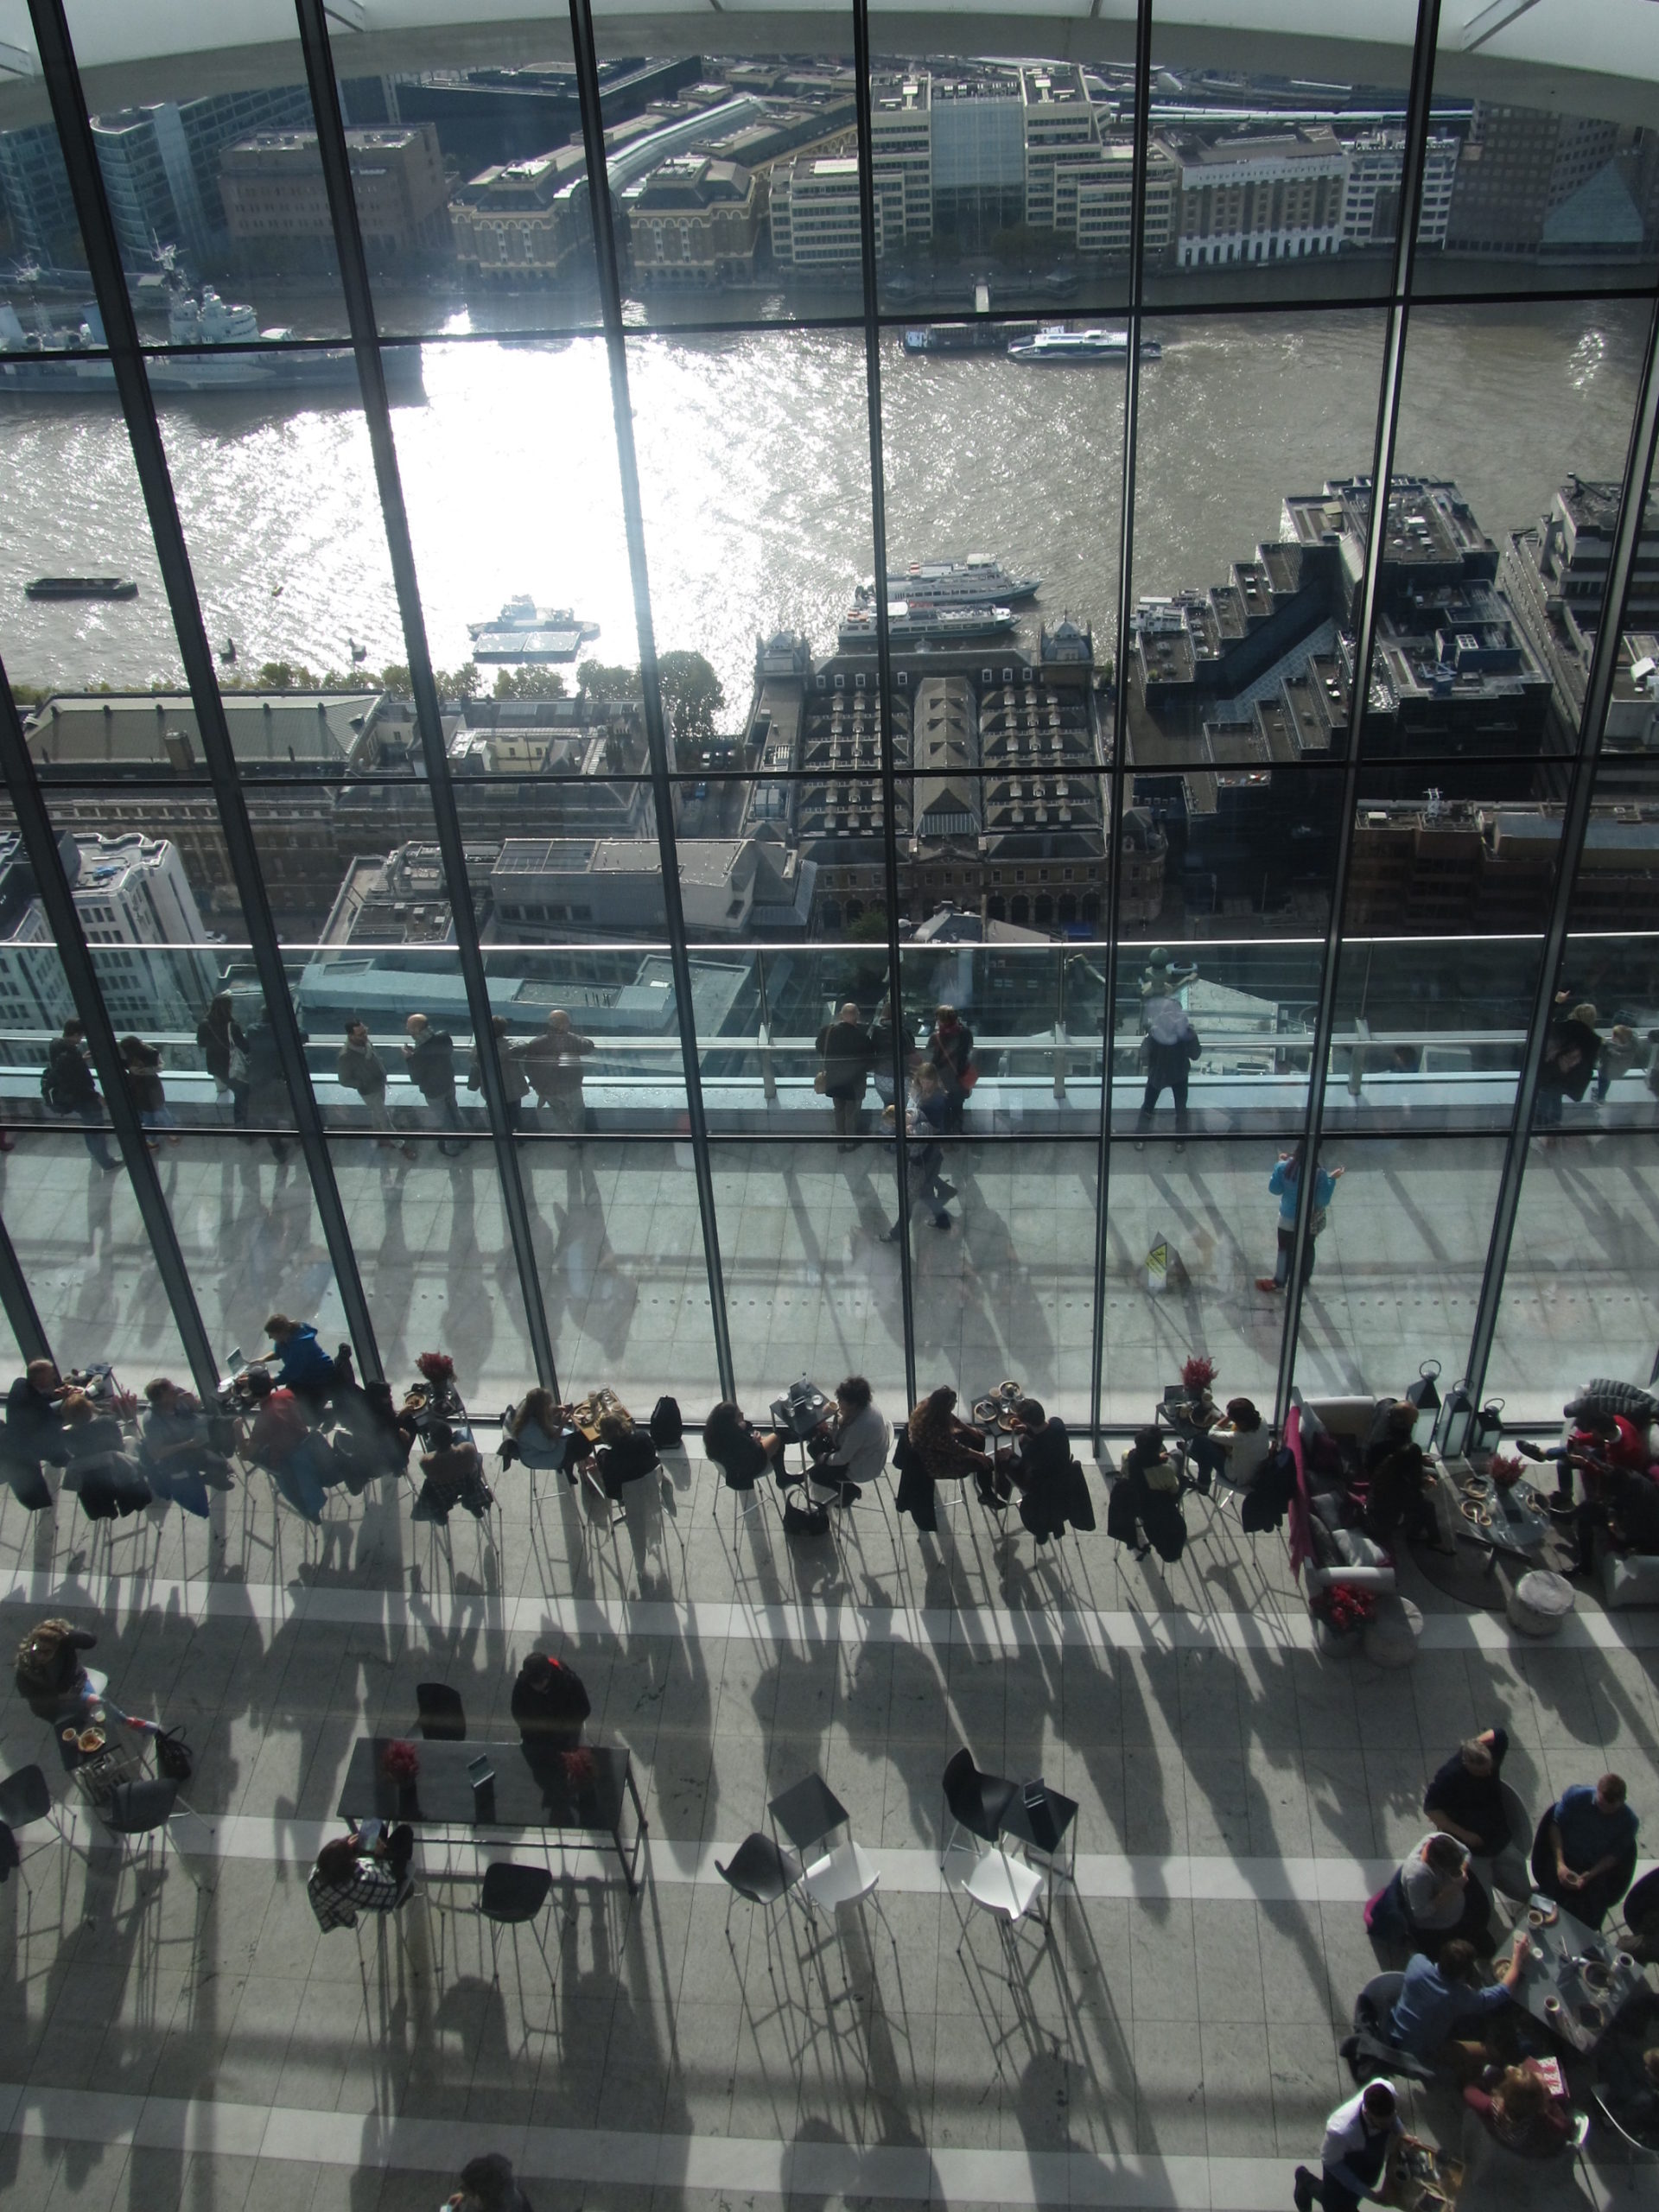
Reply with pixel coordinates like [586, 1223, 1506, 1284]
[1145, 1236, 1189, 1291]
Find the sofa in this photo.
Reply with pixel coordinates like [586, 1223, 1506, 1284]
[1296, 1395, 1401, 1597]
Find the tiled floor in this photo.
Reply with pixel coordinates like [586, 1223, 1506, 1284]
[3, 1125, 1656, 1430]
[1, 1429, 1655, 2211]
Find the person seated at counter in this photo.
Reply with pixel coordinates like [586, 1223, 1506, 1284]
[306, 1821, 415, 1932]
[583, 1410, 658, 1498]
[1530, 1773, 1640, 1929]
[1598, 1988, 1659, 2145]
[1185, 1397, 1271, 1491]
[1422, 1728, 1526, 1895]
[805, 1376, 887, 1504]
[1573, 1464, 1659, 1577]
[139, 1378, 236, 1518]
[906, 1386, 992, 1492]
[243, 1370, 346, 1523]
[1463, 2058, 1572, 2158]
[61, 1389, 151, 1519]
[412, 1421, 493, 1522]
[1372, 1832, 1494, 1957]
[702, 1401, 787, 1491]
[503, 1388, 573, 1473]
[332, 1381, 420, 1488]
[1387, 1936, 1530, 2081]
[510, 1652, 591, 1751]
[262, 1313, 339, 1411]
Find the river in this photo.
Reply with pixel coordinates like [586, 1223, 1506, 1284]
[0, 295, 1647, 713]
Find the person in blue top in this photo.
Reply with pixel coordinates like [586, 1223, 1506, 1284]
[1256, 1144, 1343, 1294]
[1531, 1772, 1641, 1928]
[1386, 1935, 1531, 2081]
[263, 1313, 338, 1411]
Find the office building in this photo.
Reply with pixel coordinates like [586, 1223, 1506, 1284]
[1342, 130, 1459, 249]
[769, 153, 869, 270]
[0, 831, 219, 1031]
[220, 123, 450, 270]
[90, 88, 315, 266]
[1170, 124, 1349, 267]
[621, 156, 762, 286]
[0, 120, 81, 266]
[448, 144, 589, 283]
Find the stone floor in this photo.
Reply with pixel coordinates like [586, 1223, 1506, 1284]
[2, 1423, 1656, 2211]
[3, 1124, 1656, 1431]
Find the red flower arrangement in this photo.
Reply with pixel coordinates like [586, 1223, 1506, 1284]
[1488, 1452, 1523, 1492]
[1312, 1582, 1377, 1636]
[380, 1739, 421, 1785]
[416, 1351, 455, 1385]
[1181, 1354, 1217, 1396]
[562, 1747, 595, 1786]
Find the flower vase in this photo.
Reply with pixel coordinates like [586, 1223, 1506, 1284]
[397, 1779, 420, 1821]
[1314, 1618, 1361, 1661]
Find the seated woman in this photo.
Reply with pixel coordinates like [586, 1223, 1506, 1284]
[14, 1617, 165, 1756]
[807, 1376, 887, 1504]
[262, 1313, 339, 1411]
[244, 1370, 350, 1523]
[332, 1381, 420, 1488]
[139, 1377, 236, 1517]
[1372, 1831, 1493, 1958]
[504, 1388, 572, 1473]
[906, 1386, 991, 1493]
[306, 1822, 415, 1932]
[1530, 1773, 1640, 1929]
[702, 1401, 786, 1491]
[510, 1651, 591, 1749]
[1107, 1427, 1186, 1563]
[60, 1389, 151, 1520]
[1187, 1397, 1271, 1490]
[586, 1410, 658, 1498]
[1463, 2062, 1572, 2158]
[413, 1421, 493, 1522]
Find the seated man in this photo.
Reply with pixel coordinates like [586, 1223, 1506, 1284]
[1531, 1772, 1640, 1929]
[1551, 1408, 1651, 1506]
[139, 1378, 237, 1518]
[243, 1370, 341, 1523]
[1423, 1728, 1525, 1893]
[1463, 2060, 1572, 2158]
[510, 1652, 590, 1750]
[807, 1375, 887, 1505]
[1598, 1988, 1659, 2145]
[1387, 1936, 1530, 2082]
[1578, 1464, 1659, 1575]
[306, 1822, 415, 1932]
[61, 1390, 151, 1520]
[1374, 1831, 1493, 1957]
[1362, 1436, 1440, 1550]
[3, 1359, 71, 1508]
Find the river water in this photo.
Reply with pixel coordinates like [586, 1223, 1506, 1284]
[0, 296, 1647, 714]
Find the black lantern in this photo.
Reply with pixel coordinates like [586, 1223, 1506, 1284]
[1406, 1359, 1442, 1450]
[1467, 1397, 1505, 1462]
[1434, 1377, 1475, 1462]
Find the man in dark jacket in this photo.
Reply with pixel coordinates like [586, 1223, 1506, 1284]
[46, 1021, 118, 1168]
[510, 1653, 591, 1749]
[404, 1014, 464, 1156]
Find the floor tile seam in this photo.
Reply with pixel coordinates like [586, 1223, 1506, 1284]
[5, 1573, 1652, 1655]
[0, 2082, 1323, 2202]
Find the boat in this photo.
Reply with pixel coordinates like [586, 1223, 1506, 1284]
[903, 321, 1039, 355]
[887, 554, 1040, 607]
[24, 575, 137, 600]
[838, 594, 1017, 648]
[1007, 325, 1162, 363]
[467, 595, 601, 643]
[0, 292, 424, 398]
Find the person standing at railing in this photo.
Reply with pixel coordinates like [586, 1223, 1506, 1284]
[403, 1012, 465, 1157]
[1133, 995, 1200, 1148]
[928, 1004, 976, 1130]
[523, 1008, 594, 1134]
[815, 1000, 874, 1150]
[338, 1020, 416, 1159]
[118, 1036, 180, 1151]
[467, 1015, 532, 1133]
[197, 995, 250, 1133]
[1534, 999, 1599, 1142]
[43, 1020, 118, 1170]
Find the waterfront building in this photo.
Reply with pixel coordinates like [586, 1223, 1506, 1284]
[930, 71, 1026, 245]
[869, 71, 933, 251]
[1170, 124, 1349, 268]
[1502, 474, 1659, 734]
[1341, 129, 1459, 250]
[386, 55, 701, 175]
[0, 830, 219, 1032]
[769, 154, 870, 270]
[1445, 101, 1636, 258]
[0, 120, 81, 267]
[220, 124, 451, 272]
[621, 156, 762, 287]
[90, 88, 315, 268]
[449, 144, 588, 285]
[1020, 62, 1098, 235]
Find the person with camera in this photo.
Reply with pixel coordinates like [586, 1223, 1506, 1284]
[139, 1377, 237, 1516]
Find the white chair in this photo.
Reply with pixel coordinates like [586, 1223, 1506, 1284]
[803, 1837, 891, 1935]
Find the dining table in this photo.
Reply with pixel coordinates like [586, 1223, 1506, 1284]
[1496, 1899, 1646, 2053]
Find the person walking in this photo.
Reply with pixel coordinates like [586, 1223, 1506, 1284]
[1534, 1000, 1599, 1139]
[1134, 995, 1200, 1147]
[337, 1020, 415, 1158]
[467, 1016, 531, 1133]
[403, 1013, 464, 1155]
[197, 995, 251, 1132]
[816, 1000, 874, 1149]
[45, 1020, 118, 1170]
[884, 1064, 956, 1239]
[927, 1004, 976, 1129]
[443, 2152, 535, 2212]
[118, 1035, 179, 1149]
[522, 1009, 594, 1133]
[1256, 1145, 1342, 1293]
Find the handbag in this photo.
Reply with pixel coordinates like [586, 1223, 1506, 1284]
[155, 1727, 194, 1783]
[813, 1067, 828, 1093]
[1308, 1205, 1329, 1236]
[226, 1042, 251, 1084]
[958, 1063, 979, 1091]
[784, 1498, 830, 1537]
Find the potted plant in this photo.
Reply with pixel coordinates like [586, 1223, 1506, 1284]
[1488, 1452, 1524, 1493]
[1311, 1580, 1377, 1657]
[380, 1737, 421, 1815]
[1180, 1354, 1217, 1421]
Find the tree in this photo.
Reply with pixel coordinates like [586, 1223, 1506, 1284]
[434, 664, 481, 702]
[658, 650, 725, 744]
[848, 906, 890, 944]
[577, 659, 642, 702]
[493, 664, 568, 701]
[253, 659, 317, 690]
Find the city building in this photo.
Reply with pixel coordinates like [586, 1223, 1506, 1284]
[448, 144, 588, 285]
[1075, 137, 1179, 260]
[769, 155, 870, 270]
[1347, 793, 1659, 931]
[1445, 102, 1642, 259]
[90, 88, 315, 268]
[386, 55, 702, 175]
[869, 71, 933, 251]
[0, 830, 219, 1032]
[487, 835, 812, 938]
[1341, 130, 1459, 250]
[621, 156, 762, 287]
[1502, 474, 1659, 732]
[220, 123, 451, 271]
[929, 71, 1026, 245]
[1170, 124, 1349, 268]
[0, 119, 83, 267]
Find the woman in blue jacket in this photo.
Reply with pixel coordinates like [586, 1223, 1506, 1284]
[264, 1313, 339, 1408]
[1256, 1146, 1343, 1292]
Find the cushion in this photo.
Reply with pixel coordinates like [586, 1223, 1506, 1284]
[1306, 1396, 1388, 1440]
[1602, 1551, 1659, 1611]
[1309, 1491, 1344, 1532]
[1334, 1528, 1390, 1569]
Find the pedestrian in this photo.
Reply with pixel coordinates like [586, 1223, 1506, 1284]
[1294, 2080, 1408, 2212]
[1534, 1000, 1599, 1138]
[510, 1652, 590, 1749]
[522, 1008, 594, 1133]
[868, 996, 906, 1112]
[884, 1064, 956, 1239]
[1256, 1145, 1342, 1294]
[197, 994, 251, 1131]
[337, 1020, 414, 1157]
[816, 1000, 874, 1148]
[443, 2152, 535, 2212]
[467, 1016, 531, 1132]
[1134, 994, 1200, 1146]
[1595, 1020, 1637, 1103]
[118, 1035, 180, 1148]
[403, 1013, 464, 1155]
[927, 1004, 976, 1128]
[43, 1020, 118, 1170]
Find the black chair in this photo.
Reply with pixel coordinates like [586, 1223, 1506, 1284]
[715, 1830, 804, 1922]
[0, 1763, 65, 1876]
[99, 1775, 197, 1885]
[479, 1860, 556, 1980]
[415, 1682, 467, 1741]
[1339, 1968, 1435, 2088]
[941, 1747, 1017, 1866]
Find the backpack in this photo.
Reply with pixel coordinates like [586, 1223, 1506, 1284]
[649, 1395, 683, 1449]
[40, 1062, 73, 1115]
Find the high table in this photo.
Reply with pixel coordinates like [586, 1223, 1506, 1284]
[338, 1737, 648, 1894]
[1496, 1901, 1645, 2054]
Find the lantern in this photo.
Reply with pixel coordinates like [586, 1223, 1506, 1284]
[1434, 1377, 1475, 1462]
[1467, 1397, 1505, 1463]
[1406, 1359, 1442, 1450]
